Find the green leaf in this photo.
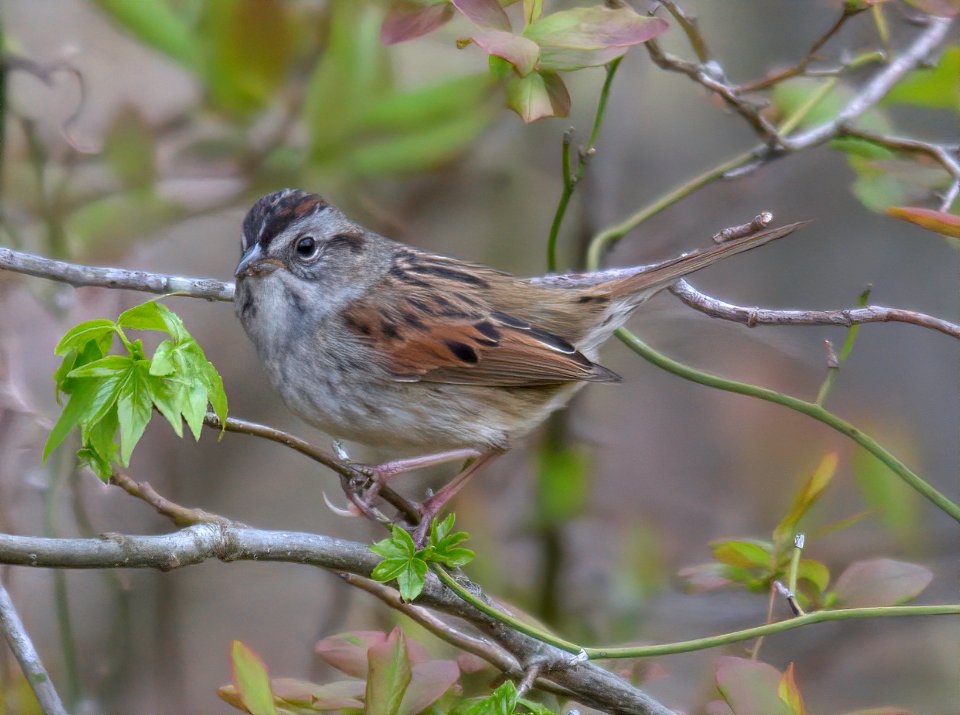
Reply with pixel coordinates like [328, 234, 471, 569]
[397, 559, 429, 602]
[365, 627, 412, 715]
[537, 444, 588, 525]
[372, 558, 412, 583]
[201, 0, 294, 114]
[853, 446, 920, 539]
[523, 6, 668, 71]
[118, 302, 188, 341]
[460, 681, 519, 715]
[150, 340, 177, 376]
[777, 663, 806, 715]
[359, 73, 494, 133]
[505, 70, 570, 122]
[886, 46, 959, 109]
[430, 514, 456, 544]
[117, 362, 154, 465]
[182, 383, 209, 441]
[391, 525, 418, 556]
[44, 371, 128, 461]
[523, 0, 543, 26]
[773, 452, 838, 547]
[146, 375, 183, 438]
[92, 0, 202, 70]
[103, 107, 156, 190]
[68, 354, 134, 378]
[54, 319, 116, 356]
[201, 360, 229, 426]
[711, 539, 773, 569]
[231, 641, 277, 715]
[795, 559, 831, 596]
[831, 558, 933, 607]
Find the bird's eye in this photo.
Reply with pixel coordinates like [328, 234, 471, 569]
[295, 235, 319, 260]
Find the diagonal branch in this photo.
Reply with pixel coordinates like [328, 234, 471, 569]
[0, 580, 69, 715]
[0, 527, 673, 715]
[669, 279, 960, 340]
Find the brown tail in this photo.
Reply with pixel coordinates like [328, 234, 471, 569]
[602, 221, 809, 300]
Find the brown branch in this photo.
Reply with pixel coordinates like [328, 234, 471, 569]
[669, 279, 960, 340]
[657, 1, 711, 63]
[836, 126, 960, 182]
[734, 7, 863, 93]
[108, 471, 232, 528]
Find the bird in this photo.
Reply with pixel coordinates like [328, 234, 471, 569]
[233, 188, 803, 538]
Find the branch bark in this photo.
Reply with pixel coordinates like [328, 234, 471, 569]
[0, 527, 673, 715]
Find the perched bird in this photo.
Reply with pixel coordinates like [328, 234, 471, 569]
[234, 189, 802, 535]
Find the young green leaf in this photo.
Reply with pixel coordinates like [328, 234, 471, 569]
[117, 362, 155, 465]
[506, 70, 570, 122]
[396, 558, 429, 602]
[230, 640, 278, 715]
[54, 319, 117, 356]
[365, 627, 412, 715]
[773, 453, 838, 547]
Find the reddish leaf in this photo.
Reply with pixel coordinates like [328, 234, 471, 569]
[832, 558, 933, 607]
[716, 657, 794, 715]
[506, 70, 570, 122]
[452, 0, 511, 31]
[315, 631, 387, 678]
[230, 641, 277, 715]
[678, 562, 734, 592]
[904, 0, 960, 15]
[524, 6, 668, 71]
[457, 652, 492, 673]
[887, 207, 960, 238]
[778, 663, 806, 715]
[467, 30, 539, 76]
[382, 2, 455, 45]
[399, 660, 461, 715]
[366, 627, 412, 715]
[268, 678, 365, 709]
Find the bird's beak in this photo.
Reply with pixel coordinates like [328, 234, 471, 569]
[235, 243, 280, 278]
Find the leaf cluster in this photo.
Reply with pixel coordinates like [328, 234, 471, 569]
[44, 301, 228, 479]
[370, 516, 475, 602]
[383, 0, 668, 122]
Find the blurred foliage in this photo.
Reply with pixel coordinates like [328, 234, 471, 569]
[220, 627, 557, 715]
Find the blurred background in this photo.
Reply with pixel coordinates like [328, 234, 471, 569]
[0, 0, 957, 712]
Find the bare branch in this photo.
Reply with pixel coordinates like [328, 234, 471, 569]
[0, 527, 673, 715]
[782, 16, 954, 150]
[0, 246, 234, 301]
[669, 279, 960, 340]
[0, 580, 69, 715]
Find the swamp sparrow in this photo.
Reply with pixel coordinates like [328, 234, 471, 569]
[234, 189, 802, 529]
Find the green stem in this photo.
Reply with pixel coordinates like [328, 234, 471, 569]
[430, 564, 583, 654]
[546, 57, 622, 272]
[435, 565, 959, 660]
[587, 604, 960, 659]
[614, 329, 960, 523]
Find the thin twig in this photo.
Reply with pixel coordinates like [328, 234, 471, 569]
[0, 580, 69, 715]
[669, 279, 960, 340]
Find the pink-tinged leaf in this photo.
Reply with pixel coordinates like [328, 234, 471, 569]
[269, 678, 365, 709]
[716, 657, 794, 715]
[452, 0, 511, 31]
[778, 663, 806, 715]
[832, 558, 933, 607]
[457, 652, 492, 673]
[678, 562, 734, 592]
[399, 660, 461, 715]
[382, 2, 455, 45]
[887, 207, 960, 238]
[704, 700, 736, 715]
[466, 30, 539, 76]
[506, 70, 570, 122]
[315, 631, 387, 678]
[773, 452, 838, 547]
[524, 6, 668, 71]
[366, 627, 412, 715]
[904, 0, 960, 16]
[230, 641, 277, 715]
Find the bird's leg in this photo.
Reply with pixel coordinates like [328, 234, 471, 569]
[353, 448, 483, 506]
[412, 451, 500, 547]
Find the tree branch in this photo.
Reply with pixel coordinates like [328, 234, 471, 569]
[0, 580, 69, 715]
[669, 279, 960, 340]
[0, 528, 673, 715]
